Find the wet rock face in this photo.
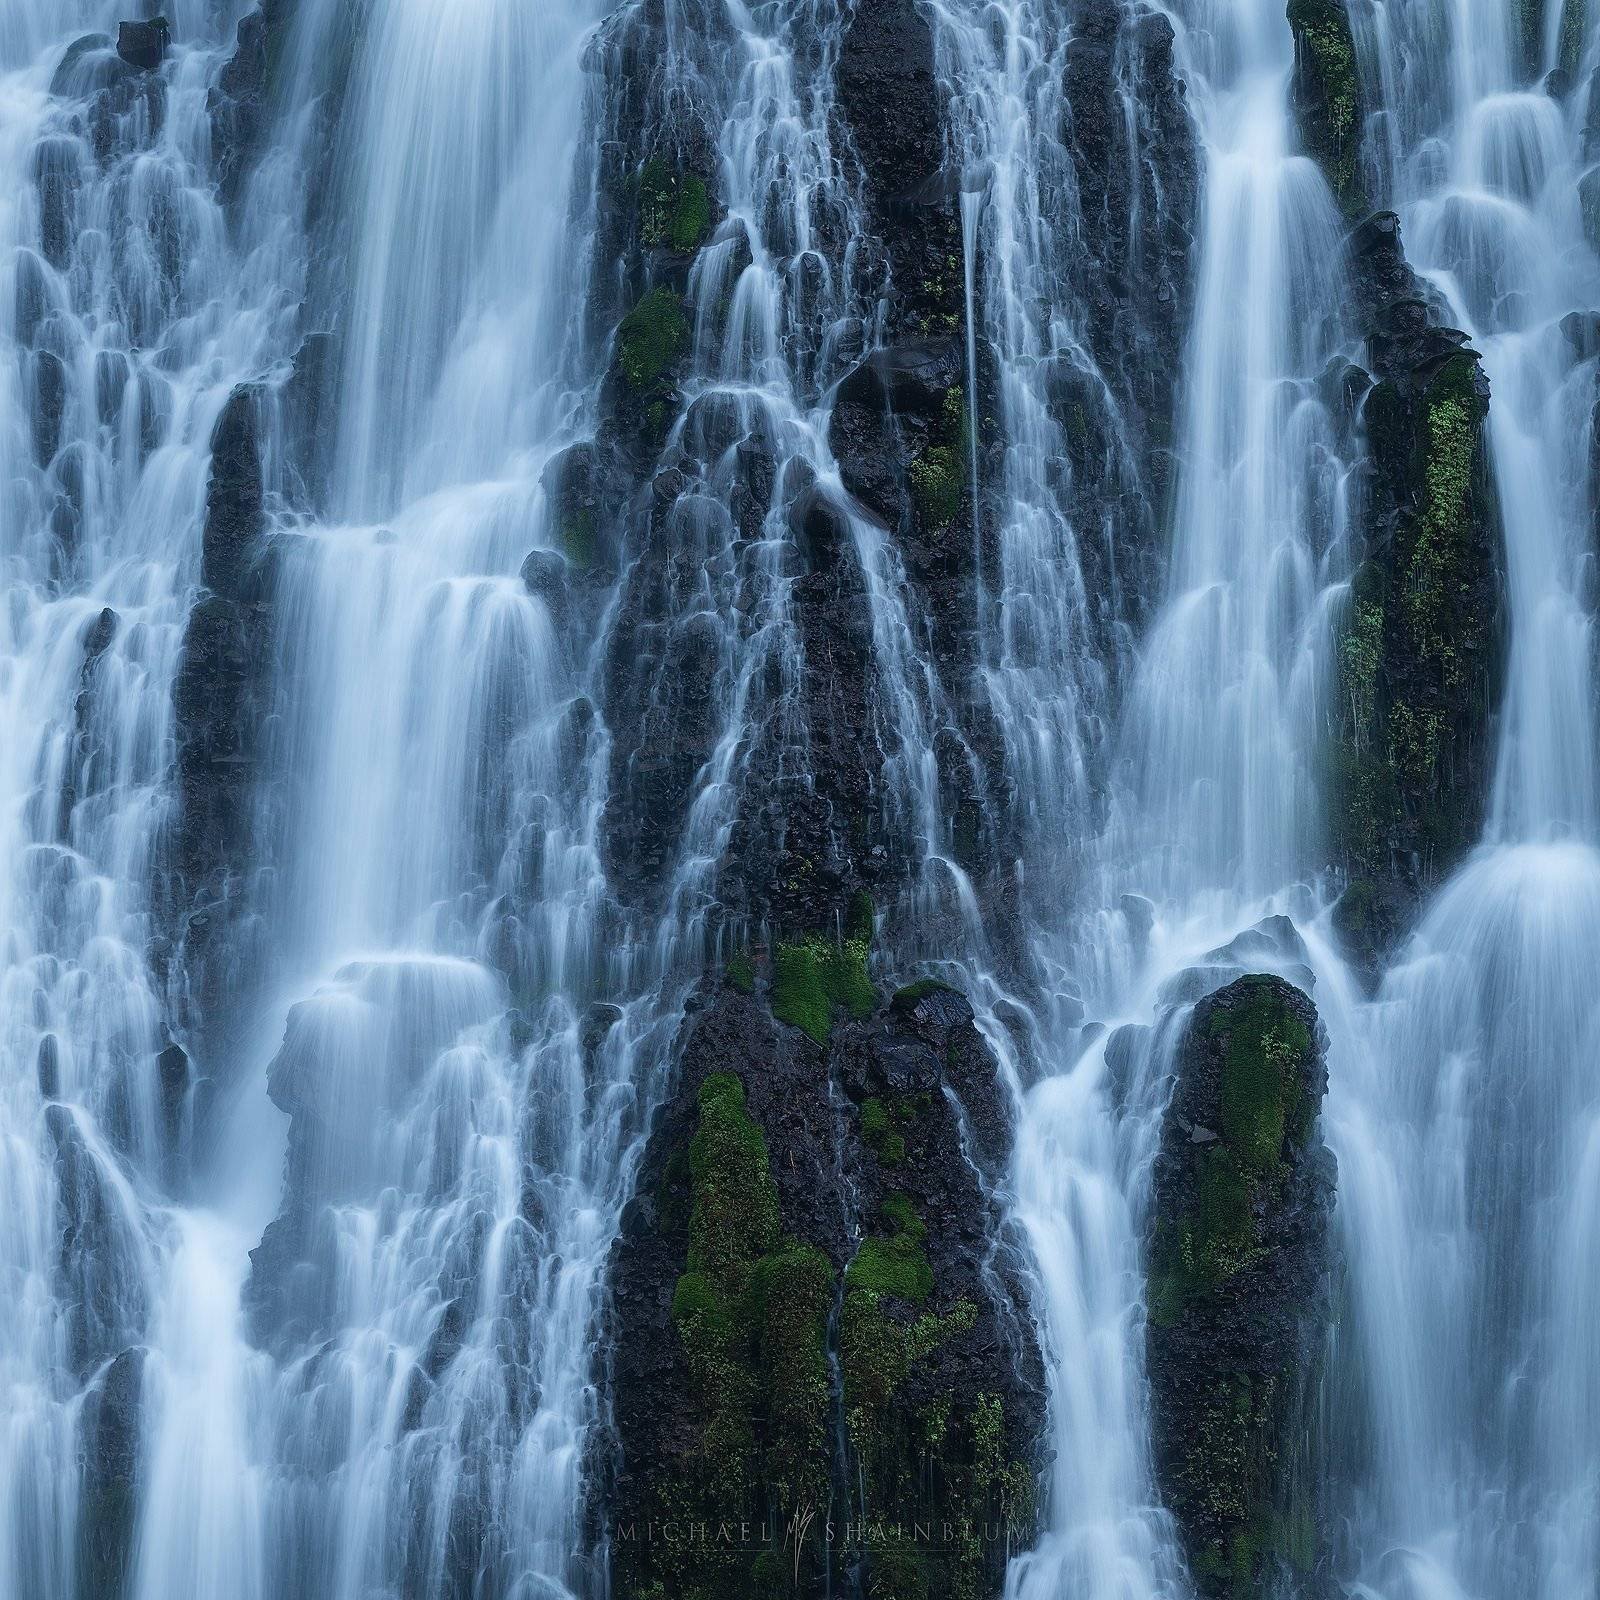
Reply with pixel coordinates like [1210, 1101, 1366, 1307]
[170, 386, 276, 1040]
[1057, 0, 1201, 639]
[1146, 974, 1337, 1600]
[1331, 214, 1506, 972]
[116, 18, 169, 72]
[836, 0, 962, 343]
[208, 4, 281, 203]
[1287, 0, 1364, 214]
[77, 1346, 145, 1600]
[603, 975, 1044, 1600]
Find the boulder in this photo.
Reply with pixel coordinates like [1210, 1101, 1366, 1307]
[115, 18, 169, 72]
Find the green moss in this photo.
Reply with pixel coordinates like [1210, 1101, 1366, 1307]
[748, 1239, 835, 1501]
[891, 977, 958, 1011]
[1340, 584, 1383, 737]
[1330, 561, 1394, 863]
[645, 1072, 834, 1595]
[685, 1072, 779, 1279]
[879, 1192, 925, 1241]
[841, 1289, 976, 1446]
[910, 445, 963, 527]
[844, 1196, 934, 1305]
[771, 903, 876, 1047]
[616, 286, 688, 391]
[726, 952, 755, 993]
[1286, 0, 1363, 211]
[1405, 355, 1481, 691]
[866, 1543, 931, 1600]
[1153, 983, 1314, 1320]
[560, 505, 596, 568]
[1170, 1374, 1279, 1598]
[638, 158, 712, 253]
[971, 1392, 1035, 1528]
[1210, 983, 1313, 1170]
[846, 1235, 933, 1303]
[909, 388, 971, 529]
[860, 1096, 907, 1164]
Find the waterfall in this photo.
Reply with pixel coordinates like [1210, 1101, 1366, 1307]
[1322, 4, 1600, 1595]
[3, 0, 1599, 1597]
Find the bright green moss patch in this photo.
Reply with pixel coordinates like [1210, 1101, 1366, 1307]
[638, 158, 712, 253]
[666, 1073, 835, 1524]
[686, 1072, 780, 1277]
[860, 1097, 906, 1164]
[617, 286, 688, 391]
[1152, 983, 1314, 1321]
[847, 1194, 933, 1303]
[1210, 982, 1313, 1170]
[726, 952, 755, 993]
[771, 898, 876, 1047]
[847, 1235, 934, 1303]
[879, 1192, 924, 1241]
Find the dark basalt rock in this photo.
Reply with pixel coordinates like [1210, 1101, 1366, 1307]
[31, 348, 66, 465]
[1287, 0, 1365, 214]
[116, 18, 170, 72]
[208, 5, 279, 203]
[51, 34, 117, 97]
[169, 385, 276, 1046]
[600, 975, 1044, 1600]
[57, 605, 120, 831]
[519, 547, 569, 624]
[836, 0, 962, 341]
[202, 386, 264, 601]
[1331, 214, 1506, 974]
[78, 1346, 145, 1600]
[1057, 0, 1201, 645]
[46, 1105, 149, 1375]
[1146, 974, 1337, 1599]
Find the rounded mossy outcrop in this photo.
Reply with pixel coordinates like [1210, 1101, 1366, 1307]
[1146, 974, 1337, 1600]
[1330, 216, 1505, 973]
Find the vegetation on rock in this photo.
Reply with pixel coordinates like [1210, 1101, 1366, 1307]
[1286, 0, 1364, 213]
[771, 893, 877, 1045]
[638, 157, 712, 253]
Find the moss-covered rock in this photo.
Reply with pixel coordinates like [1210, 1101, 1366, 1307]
[1330, 215, 1505, 972]
[602, 976, 1044, 1599]
[1146, 975, 1335, 1600]
[638, 157, 713, 253]
[617, 285, 689, 392]
[1287, 0, 1364, 213]
[771, 893, 877, 1047]
[907, 386, 969, 530]
[613, 1068, 834, 1598]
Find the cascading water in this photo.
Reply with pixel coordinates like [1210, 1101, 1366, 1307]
[6, 0, 1599, 1597]
[1322, 5, 1600, 1596]
[0, 9, 303, 1596]
[933, 0, 1351, 1595]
